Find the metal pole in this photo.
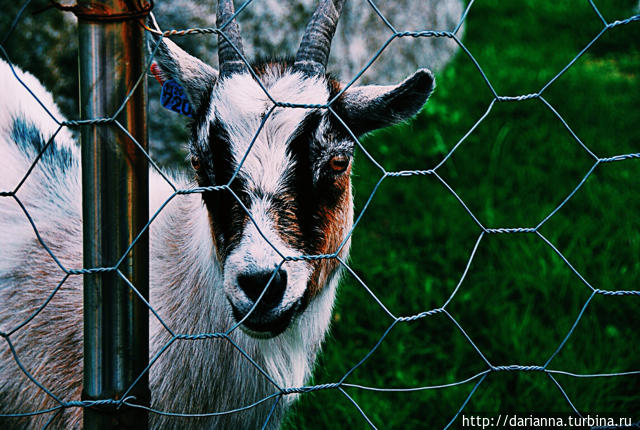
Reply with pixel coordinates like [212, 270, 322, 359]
[78, 2, 150, 429]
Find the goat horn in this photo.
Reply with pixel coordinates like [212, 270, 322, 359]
[217, 0, 248, 77]
[294, 0, 346, 76]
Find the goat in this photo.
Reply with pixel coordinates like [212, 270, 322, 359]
[0, 0, 435, 428]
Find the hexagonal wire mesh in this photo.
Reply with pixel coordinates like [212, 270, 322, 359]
[0, 0, 639, 429]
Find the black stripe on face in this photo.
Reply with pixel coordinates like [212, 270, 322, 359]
[282, 111, 324, 253]
[201, 118, 251, 257]
[208, 118, 236, 186]
[326, 76, 357, 143]
[280, 110, 352, 256]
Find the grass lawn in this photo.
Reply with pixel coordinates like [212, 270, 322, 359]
[284, 0, 640, 428]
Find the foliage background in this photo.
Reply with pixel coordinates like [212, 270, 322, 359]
[283, 0, 640, 428]
[1, 0, 638, 428]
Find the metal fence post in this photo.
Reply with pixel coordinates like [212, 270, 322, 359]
[78, 1, 150, 428]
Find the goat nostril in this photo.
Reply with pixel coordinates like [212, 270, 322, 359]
[237, 269, 287, 307]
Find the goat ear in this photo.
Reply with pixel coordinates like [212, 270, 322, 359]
[151, 37, 218, 111]
[335, 69, 435, 137]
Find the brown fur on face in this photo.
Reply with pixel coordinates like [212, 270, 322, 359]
[306, 167, 353, 298]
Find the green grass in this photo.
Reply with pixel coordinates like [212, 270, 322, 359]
[284, 1, 639, 428]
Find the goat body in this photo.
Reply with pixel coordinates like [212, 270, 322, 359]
[0, 1, 435, 428]
[0, 58, 340, 428]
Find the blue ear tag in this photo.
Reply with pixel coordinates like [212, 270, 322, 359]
[160, 79, 193, 118]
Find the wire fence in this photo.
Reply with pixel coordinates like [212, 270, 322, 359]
[1, 0, 639, 428]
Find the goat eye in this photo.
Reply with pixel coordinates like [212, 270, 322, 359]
[190, 156, 201, 171]
[328, 155, 349, 173]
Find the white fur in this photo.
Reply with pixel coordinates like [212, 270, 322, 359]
[211, 71, 328, 196]
[0, 61, 74, 151]
[0, 61, 79, 277]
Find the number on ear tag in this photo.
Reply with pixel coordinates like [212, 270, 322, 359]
[160, 79, 193, 118]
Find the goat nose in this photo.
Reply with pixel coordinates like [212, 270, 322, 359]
[237, 269, 287, 307]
